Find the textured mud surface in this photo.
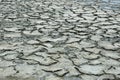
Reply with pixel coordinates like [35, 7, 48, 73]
[0, 0, 120, 80]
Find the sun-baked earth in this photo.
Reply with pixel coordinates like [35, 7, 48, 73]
[0, 0, 120, 80]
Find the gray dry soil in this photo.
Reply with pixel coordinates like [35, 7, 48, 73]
[0, 0, 120, 80]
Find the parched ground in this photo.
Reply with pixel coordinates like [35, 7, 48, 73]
[0, 0, 120, 80]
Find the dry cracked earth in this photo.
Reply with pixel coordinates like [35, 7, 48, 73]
[0, 0, 120, 80]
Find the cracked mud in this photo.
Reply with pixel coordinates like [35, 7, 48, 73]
[0, 0, 120, 80]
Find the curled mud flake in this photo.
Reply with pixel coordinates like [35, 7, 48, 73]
[75, 64, 105, 75]
[84, 47, 101, 54]
[26, 55, 58, 66]
[42, 68, 62, 73]
[53, 69, 69, 77]
[82, 54, 100, 60]
[98, 41, 119, 50]
[3, 27, 20, 32]
[3, 53, 18, 61]
[70, 53, 89, 65]
[26, 40, 40, 45]
[81, 74, 98, 80]
[64, 46, 80, 53]
[13, 59, 24, 64]
[104, 66, 120, 75]
[97, 74, 115, 80]
[0, 43, 16, 51]
[26, 59, 40, 65]
[79, 40, 96, 48]
[90, 35, 102, 41]
[66, 37, 80, 43]
[47, 47, 64, 53]
[100, 50, 120, 59]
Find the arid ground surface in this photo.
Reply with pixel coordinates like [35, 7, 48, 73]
[0, 0, 120, 80]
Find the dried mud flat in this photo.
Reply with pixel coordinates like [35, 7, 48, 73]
[0, 0, 120, 80]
